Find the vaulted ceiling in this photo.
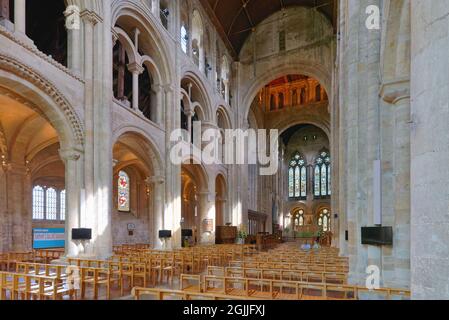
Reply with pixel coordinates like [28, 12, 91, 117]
[200, 0, 337, 57]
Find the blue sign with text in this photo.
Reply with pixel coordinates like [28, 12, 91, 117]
[32, 228, 65, 249]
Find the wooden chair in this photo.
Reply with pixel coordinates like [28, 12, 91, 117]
[203, 275, 225, 294]
[180, 274, 201, 292]
[80, 267, 111, 300]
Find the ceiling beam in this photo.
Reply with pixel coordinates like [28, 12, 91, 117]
[199, 0, 238, 59]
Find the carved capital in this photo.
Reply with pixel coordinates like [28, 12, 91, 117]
[146, 176, 165, 185]
[64, 5, 81, 31]
[80, 10, 102, 26]
[59, 148, 82, 162]
[127, 62, 145, 75]
[380, 78, 410, 104]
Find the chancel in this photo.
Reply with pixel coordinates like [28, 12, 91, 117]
[0, 0, 447, 301]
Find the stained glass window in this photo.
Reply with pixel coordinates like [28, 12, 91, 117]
[32, 186, 45, 220]
[118, 171, 130, 212]
[314, 150, 331, 197]
[318, 209, 331, 232]
[46, 188, 57, 220]
[296, 209, 305, 227]
[288, 152, 307, 199]
[60, 190, 66, 221]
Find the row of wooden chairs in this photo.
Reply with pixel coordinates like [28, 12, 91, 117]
[0, 250, 64, 271]
[131, 287, 261, 300]
[0, 271, 75, 300]
[67, 258, 173, 292]
[177, 274, 410, 300]
[8, 262, 112, 300]
[208, 266, 348, 284]
[229, 261, 348, 273]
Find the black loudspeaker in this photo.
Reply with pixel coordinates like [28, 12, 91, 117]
[345, 230, 349, 241]
[72, 228, 92, 241]
[159, 230, 172, 238]
[182, 229, 193, 237]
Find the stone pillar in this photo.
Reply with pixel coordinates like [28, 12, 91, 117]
[381, 80, 411, 288]
[148, 176, 165, 249]
[198, 191, 215, 244]
[14, 0, 26, 34]
[0, 0, 13, 30]
[164, 84, 182, 249]
[80, 8, 113, 259]
[59, 149, 83, 257]
[5, 163, 29, 251]
[64, 5, 82, 75]
[152, 84, 164, 125]
[338, 0, 382, 285]
[127, 63, 144, 112]
[410, 0, 449, 299]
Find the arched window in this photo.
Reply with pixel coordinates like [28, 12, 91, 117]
[60, 190, 66, 221]
[318, 208, 331, 232]
[300, 88, 306, 104]
[221, 56, 230, 102]
[45, 188, 58, 220]
[32, 186, 66, 221]
[278, 92, 284, 109]
[294, 209, 305, 227]
[314, 150, 331, 197]
[180, 100, 188, 131]
[192, 10, 204, 71]
[118, 171, 130, 212]
[315, 85, 322, 101]
[180, 25, 188, 53]
[292, 89, 298, 106]
[288, 153, 307, 199]
[160, 0, 170, 30]
[270, 94, 276, 111]
[32, 186, 45, 220]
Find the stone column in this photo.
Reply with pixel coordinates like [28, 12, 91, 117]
[5, 163, 29, 251]
[0, 0, 13, 30]
[381, 80, 411, 288]
[338, 0, 382, 285]
[59, 149, 83, 257]
[164, 84, 182, 249]
[14, 0, 25, 34]
[410, 0, 449, 299]
[127, 63, 144, 112]
[152, 84, 164, 125]
[64, 5, 82, 75]
[148, 176, 165, 249]
[198, 191, 216, 244]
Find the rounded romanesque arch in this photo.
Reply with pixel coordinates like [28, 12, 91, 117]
[241, 63, 332, 121]
[0, 55, 84, 149]
[111, 2, 175, 87]
[112, 126, 164, 176]
[180, 71, 213, 121]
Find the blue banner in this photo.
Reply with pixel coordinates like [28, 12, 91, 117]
[32, 228, 65, 249]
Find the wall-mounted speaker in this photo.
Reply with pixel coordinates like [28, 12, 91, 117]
[72, 228, 92, 241]
[182, 229, 193, 237]
[159, 230, 172, 239]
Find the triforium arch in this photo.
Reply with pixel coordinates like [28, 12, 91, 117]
[180, 71, 213, 122]
[111, 3, 175, 87]
[241, 63, 332, 121]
